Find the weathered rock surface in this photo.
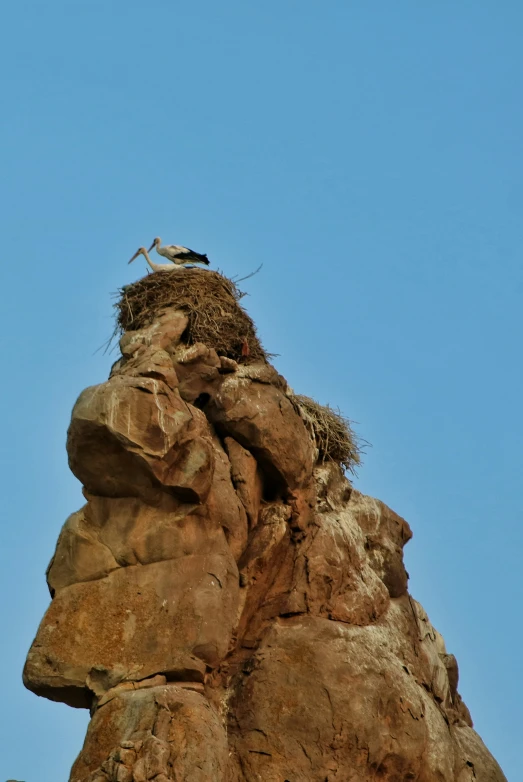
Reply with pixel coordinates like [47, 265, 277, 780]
[70, 683, 228, 782]
[24, 273, 506, 781]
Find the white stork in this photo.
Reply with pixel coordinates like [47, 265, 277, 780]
[148, 236, 210, 267]
[128, 247, 181, 272]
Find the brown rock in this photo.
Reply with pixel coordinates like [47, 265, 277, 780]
[147, 309, 189, 350]
[115, 346, 179, 389]
[235, 361, 288, 389]
[119, 309, 188, 355]
[284, 504, 390, 624]
[453, 724, 507, 781]
[91, 494, 229, 568]
[227, 613, 502, 782]
[205, 436, 249, 562]
[23, 279, 506, 781]
[350, 490, 412, 598]
[67, 377, 214, 503]
[69, 684, 228, 782]
[235, 502, 292, 642]
[173, 342, 222, 405]
[208, 374, 315, 492]
[24, 553, 239, 707]
[48, 494, 233, 588]
[46, 507, 119, 595]
[218, 355, 238, 373]
[227, 615, 452, 781]
[224, 436, 263, 529]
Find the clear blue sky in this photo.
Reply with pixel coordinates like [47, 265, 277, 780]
[1, 2, 521, 779]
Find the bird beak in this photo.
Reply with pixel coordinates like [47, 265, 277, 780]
[147, 241, 155, 252]
[128, 250, 140, 264]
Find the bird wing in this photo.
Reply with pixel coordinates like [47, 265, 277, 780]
[157, 244, 183, 260]
[171, 246, 210, 265]
[158, 244, 209, 265]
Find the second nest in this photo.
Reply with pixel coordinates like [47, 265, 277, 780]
[292, 395, 363, 474]
[115, 269, 268, 363]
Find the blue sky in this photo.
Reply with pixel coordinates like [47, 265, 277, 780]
[1, 2, 521, 779]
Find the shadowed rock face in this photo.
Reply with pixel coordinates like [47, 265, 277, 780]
[24, 292, 506, 781]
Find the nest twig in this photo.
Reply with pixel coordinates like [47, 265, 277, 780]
[291, 394, 364, 474]
[113, 269, 268, 363]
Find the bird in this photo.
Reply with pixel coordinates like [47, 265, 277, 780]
[128, 246, 182, 272]
[148, 237, 210, 267]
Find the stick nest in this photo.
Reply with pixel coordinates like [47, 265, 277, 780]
[114, 269, 268, 363]
[291, 394, 363, 474]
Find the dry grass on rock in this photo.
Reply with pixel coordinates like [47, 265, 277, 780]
[114, 269, 268, 363]
[291, 394, 363, 474]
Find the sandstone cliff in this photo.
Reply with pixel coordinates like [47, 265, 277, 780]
[24, 270, 506, 781]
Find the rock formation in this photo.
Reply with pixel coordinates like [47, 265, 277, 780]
[24, 270, 506, 781]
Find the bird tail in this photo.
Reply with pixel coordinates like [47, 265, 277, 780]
[194, 252, 210, 266]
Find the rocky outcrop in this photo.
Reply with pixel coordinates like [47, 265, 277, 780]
[24, 271, 506, 781]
